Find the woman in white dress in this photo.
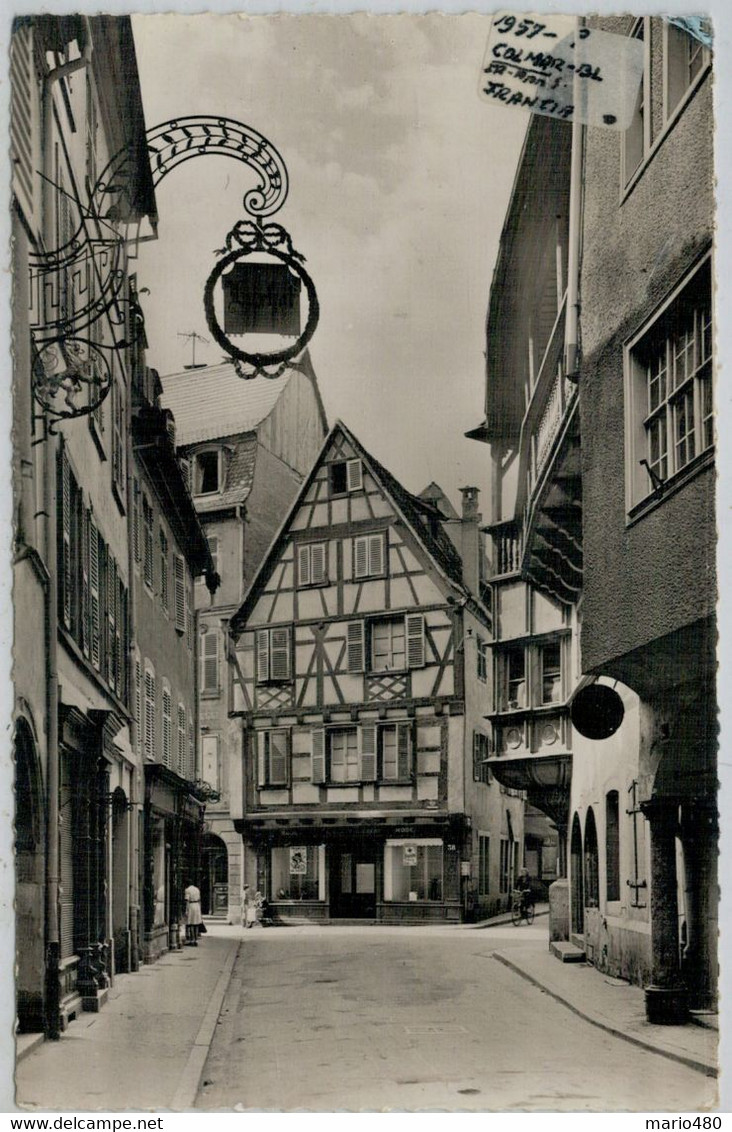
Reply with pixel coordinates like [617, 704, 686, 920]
[184, 882, 202, 945]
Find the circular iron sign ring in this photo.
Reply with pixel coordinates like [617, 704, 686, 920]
[204, 246, 319, 368]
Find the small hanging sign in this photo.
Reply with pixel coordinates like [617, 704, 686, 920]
[289, 847, 308, 875]
[403, 845, 418, 867]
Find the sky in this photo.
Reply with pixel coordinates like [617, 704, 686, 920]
[131, 13, 528, 513]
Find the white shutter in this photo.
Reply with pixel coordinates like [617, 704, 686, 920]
[346, 621, 365, 673]
[134, 655, 142, 754]
[346, 459, 363, 492]
[311, 543, 326, 585]
[270, 627, 291, 681]
[298, 544, 311, 587]
[406, 614, 426, 668]
[354, 536, 368, 579]
[311, 729, 325, 784]
[368, 534, 384, 576]
[359, 725, 377, 781]
[144, 667, 156, 759]
[162, 685, 172, 767]
[257, 731, 267, 787]
[89, 517, 100, 669]
[256, 630, 270, 684]
[174, 554, 185, 632]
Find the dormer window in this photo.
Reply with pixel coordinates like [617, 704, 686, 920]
[329, 458, 363, 496]
[194, 449, 223, 496]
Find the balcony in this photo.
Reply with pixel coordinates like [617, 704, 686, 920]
[514, 294, 582, 607]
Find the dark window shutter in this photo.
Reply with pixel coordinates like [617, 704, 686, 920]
[162, 686, 172, 767]
[311, 728, 326, 784]
[269, 731, 289, 786]
[368, 533, 384, 576]
[270, 627, 291, 681]
[346, 621, 365, 673]
[257, 732, 267, 787]
[473, 732, 481, 782]
[89, 517, 100, 670]
[59, 447, 72, 630]
[397, 723, 412, 780]
[311, 543, 326, 584]
[80, 508, 90, 657]
[359, 725, 377, 781]
[257, 630, 270, 684]
[132, 480, 141, 564]
[406, 614, 426, 668]
[201, 629, 219, 693]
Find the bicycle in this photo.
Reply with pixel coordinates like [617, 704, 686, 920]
[511, 889, 535, 926]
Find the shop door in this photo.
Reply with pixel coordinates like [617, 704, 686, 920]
[330, 847, 376, 918]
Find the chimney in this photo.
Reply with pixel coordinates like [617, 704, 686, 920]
[459, 486, 481, 596]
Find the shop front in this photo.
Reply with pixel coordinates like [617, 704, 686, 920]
[143, 766, 204, 962]
[243, 815, 465, 924]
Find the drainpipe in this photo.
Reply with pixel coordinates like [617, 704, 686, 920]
[564, 18, 585, 383]
[41, 21, 93, 1040]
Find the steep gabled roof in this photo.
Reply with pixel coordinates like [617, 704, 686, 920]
[230, 420, 475, 637]
[159, 363, 293, 446]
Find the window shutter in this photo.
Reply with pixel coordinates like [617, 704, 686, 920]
[311, 728, 325, 784]
[132, 480, 141, 564]
[80, 508, 90, 657]
[298, 544, 311, 587]
[89, 517, 100, 670]
[311, 543, 326, 584]
[180, 457, 191, 494]
[107, 557, 117, 688]
[188, 722, 195, 781]
[257, 732, 267, 787]
[144, 668, 156, 759]
[473, 732, 481, 782]
[346, 459, 363, 492]
[359, 725, 377, 781]
[201, 629, 219, 693]
[134, 656, 142, 753]
[177, 705, 186, 775]
[397, 723, 412, 780]
[270, 627, 291, 681]
[256, 629, 270, 684]
[368, 534, 384, 576]
[10, 24, 40, 230]
[406, 613, 426, 668]
[143, 497, 153, 588]
[59, 447, 72, 630]
[354, 536, 368, 579]
[115, 574, 124, 699]
[174, 554, 185, 632]
[162, 686, 172, 767]
[160, 530, 169, 612]
[270, 732, 289, 785]
[346, 621, 365, 673]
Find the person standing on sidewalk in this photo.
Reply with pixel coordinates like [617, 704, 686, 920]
[243, 884, 257, 928]
[184, 881, 203, 945]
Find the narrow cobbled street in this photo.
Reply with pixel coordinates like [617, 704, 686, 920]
[197, 925, 716, 1112]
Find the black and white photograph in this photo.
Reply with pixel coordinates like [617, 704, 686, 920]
[6, 3, 725, 1115]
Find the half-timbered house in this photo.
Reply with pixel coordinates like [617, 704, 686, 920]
[229, 422, 524, 923]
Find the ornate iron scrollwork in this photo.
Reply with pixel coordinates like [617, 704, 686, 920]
[30, 115, 315, 420]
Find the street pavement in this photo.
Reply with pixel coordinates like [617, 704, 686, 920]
[14, 920, 719, 1113]
[198, 923, 717, 1112]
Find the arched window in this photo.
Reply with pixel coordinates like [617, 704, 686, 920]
[606, 791, 621, 902]
[584, 808, 600, 909]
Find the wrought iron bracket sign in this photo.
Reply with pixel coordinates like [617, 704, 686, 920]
[204, 221, 319, 380]
[31, 114, 318, 422]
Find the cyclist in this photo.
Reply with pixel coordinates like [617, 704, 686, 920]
[515, 867, 532, 915]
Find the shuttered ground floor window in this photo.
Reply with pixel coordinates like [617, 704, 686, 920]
[59, 751, 76, 960]
[271, 845, 325, 900]
[383, 839, 443, 902]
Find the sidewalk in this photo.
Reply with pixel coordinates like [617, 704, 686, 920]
[15, 934, 240, 1112]
[493, 939, 718, 1078]
[469, 902, 549, 929]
